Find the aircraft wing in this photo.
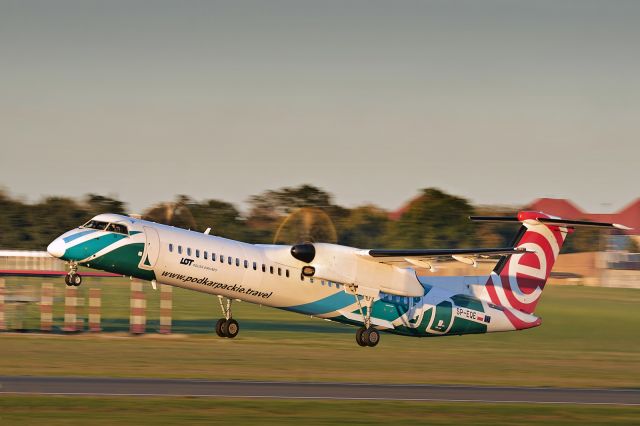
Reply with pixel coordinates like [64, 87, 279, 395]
[357, 247, 529, 268]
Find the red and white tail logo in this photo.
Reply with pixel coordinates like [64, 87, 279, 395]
[485, 212, 569, 317]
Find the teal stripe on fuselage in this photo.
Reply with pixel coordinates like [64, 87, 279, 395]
[64, 234, 128, 261]
[284, 291, 360, 315]
[88, 242, 154, 281]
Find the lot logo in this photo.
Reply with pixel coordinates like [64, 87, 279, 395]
[180, 258, 194, 266]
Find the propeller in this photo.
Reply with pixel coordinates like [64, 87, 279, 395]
[273, 207, 337, 245]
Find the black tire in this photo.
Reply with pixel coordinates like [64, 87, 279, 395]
[71, 274, 82, 286]
[356, 327, 368, 347]
[225, 319, 239, 338]
[64, 275, 73, 286]
[215, 318, 226, 337]
[366, 328, 380, 347]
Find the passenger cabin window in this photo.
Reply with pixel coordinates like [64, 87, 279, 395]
[270, 266, 274, 274]
[212, 253, 216, 261]
[228, 257, 232, 265]
[187, 248, 192, 256]
[286, 269, 290, 278]
[169, 244, 173, 252]
[178, 246, 183, 255]
[277, 268, 282, 276]
[105, 223, 128, 235]
[253, 262, 257, 271]
[195, 249, 200, 258]
[220, 255, 224, 263]
[204, 251, 208, 260]
[262, 264, 266, 272]
[235, 258, 240, 267]
[82, 220, 108, 230]
[244, 260, 248, 268]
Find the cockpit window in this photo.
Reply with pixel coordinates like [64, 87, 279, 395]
[82, 220, 108, 230]
[105, 223, 129, 235]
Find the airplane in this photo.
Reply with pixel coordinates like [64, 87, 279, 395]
[45, 211, 629, 346]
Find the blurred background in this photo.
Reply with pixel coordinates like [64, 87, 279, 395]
[1, 184, 639, 332]
[1, 1, 639, 423]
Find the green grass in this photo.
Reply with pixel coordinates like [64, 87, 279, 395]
[0, 396, 639, 425]
[1, 281, 639, 388]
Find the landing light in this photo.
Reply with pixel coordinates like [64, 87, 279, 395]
[301, 266, 316, 277]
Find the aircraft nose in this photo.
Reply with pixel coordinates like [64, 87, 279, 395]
[47, 237, 66, 258]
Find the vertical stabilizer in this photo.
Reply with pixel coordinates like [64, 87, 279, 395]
[484, 211, 569, 316]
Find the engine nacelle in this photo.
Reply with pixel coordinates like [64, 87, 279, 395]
[294, 243, 425, 298]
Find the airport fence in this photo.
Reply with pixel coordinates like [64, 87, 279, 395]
[0, 276, 224, 335]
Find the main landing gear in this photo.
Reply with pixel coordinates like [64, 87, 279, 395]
[64, 263, 82, 287]
[354, 295, 380, 347]
[215, 296, 239, 339]
[356, 326, 380, 347]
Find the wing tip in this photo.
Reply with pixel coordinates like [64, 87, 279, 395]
[614, 223, 633, 231]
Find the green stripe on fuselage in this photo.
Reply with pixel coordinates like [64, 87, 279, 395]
[451, 294, 485, 312]
[86, 242, 155, 281]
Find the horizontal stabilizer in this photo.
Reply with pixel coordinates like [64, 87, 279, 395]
[470, 213, 631, 230]
[469, 216, 520, 223]
[536, 217, 632, 230]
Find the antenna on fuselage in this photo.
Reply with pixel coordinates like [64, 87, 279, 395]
[204, 228, 211, 235]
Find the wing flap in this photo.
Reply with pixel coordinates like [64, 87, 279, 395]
[359, 247, 529, 268]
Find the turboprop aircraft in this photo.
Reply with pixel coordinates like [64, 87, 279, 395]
[46, 211, 629, 347]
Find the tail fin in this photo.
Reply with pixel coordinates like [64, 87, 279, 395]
[472, 211, 629, 316]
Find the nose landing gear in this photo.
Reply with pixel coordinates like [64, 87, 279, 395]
[64, 263, 82, 287]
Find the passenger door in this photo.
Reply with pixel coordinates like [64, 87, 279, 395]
[139, 226, 160, 270]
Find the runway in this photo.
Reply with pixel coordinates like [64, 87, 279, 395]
[1, 376, 638, 405]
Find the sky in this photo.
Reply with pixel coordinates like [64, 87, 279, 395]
[1, 0, 639, 214]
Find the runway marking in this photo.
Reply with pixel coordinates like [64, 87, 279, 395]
[1, 391, 639, 406]
[1, 376, 638, 406]
[3, 376, 638, 392]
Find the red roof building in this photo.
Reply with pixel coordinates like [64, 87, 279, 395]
[526, 198, 640, 235]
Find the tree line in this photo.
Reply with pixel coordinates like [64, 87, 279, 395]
[0, 186, 602, 253]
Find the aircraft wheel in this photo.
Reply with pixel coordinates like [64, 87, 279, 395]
[64, 274, 73, 286]
[356, 327, 368, 347]
[224, 319, 239, 338]
[70, 274, 82, 286]
[215, 318, 226, 337]
[366, 328, 380, 347]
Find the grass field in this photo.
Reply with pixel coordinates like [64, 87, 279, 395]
[1, 396, 640, 425]
[1, 281, 639, 388]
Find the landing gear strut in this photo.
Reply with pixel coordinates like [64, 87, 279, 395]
[215, 296, 239, 338]
[65, 263, 82, 287]
[354, 295, 380, 347]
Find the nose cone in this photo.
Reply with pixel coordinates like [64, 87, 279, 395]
[47, 238, 66, 258]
